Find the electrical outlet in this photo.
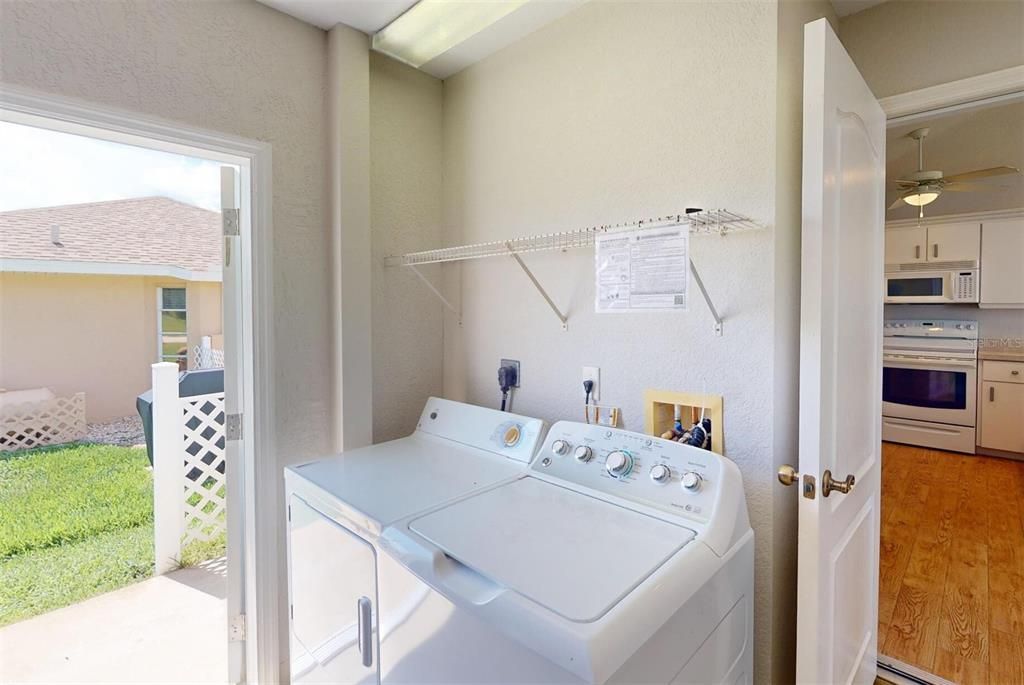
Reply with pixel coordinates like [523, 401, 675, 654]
[583, 366, 600, 401]
[500, 359, 520, 388]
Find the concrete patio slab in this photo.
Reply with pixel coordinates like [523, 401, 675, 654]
[0, 558, 227, 684]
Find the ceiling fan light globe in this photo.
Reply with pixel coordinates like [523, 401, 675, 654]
[901, 185, 941, 207]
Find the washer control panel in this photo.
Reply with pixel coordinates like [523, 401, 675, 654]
[533, 421, 722, 523]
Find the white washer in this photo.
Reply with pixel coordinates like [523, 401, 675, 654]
[287, 409, 754, 685]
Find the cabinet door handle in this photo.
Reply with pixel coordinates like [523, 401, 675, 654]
[357, 596, 372, 667]
[933, 244, 939, 258]
[915, 245, 921, 259]
[1012, 370, 1020, 376]
[990, 386, 995, 401]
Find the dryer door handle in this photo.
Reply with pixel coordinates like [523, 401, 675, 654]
[356, 596, 372, 668]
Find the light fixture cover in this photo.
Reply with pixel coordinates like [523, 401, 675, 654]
[372, 0, 529, 69]
[901, 185, 941, 207]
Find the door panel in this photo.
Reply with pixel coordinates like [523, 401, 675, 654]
[289, 496, 379, 685]
[798, 19, 886, 684]
[884, 226, 925, 266]
[926, 222, 980, 263]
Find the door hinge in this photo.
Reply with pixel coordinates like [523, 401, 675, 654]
[229, 614, 246, 642]
[222, 208, 240, 237]
[226, 413, 243, 441]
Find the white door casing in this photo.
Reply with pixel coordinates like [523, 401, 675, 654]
[222, 165, 246, 684]
[798, 18, 886, 685]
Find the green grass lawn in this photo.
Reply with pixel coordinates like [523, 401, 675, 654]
[0, 443, 155, 625]
[0, 442, 227, 626]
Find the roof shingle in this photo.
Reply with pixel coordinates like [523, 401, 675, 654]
[0, 197, 221, 275]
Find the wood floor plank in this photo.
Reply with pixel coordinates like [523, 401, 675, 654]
[884, 583, 944, 671]
[938, 540, 988, 662]
[879, 443, 1024, 683]
[990, 630, 1024, 684]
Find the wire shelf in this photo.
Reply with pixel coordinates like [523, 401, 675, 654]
[383, 209, 759, 266]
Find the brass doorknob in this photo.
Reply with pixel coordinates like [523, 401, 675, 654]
[778, 464, 800, 486]
[822, 469, 855, 497]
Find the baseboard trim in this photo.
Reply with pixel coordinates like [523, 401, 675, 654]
[877, 655, 955, 685]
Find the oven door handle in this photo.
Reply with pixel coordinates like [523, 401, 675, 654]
[883, 355, 977, 369]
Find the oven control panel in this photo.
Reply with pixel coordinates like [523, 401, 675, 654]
[884, 319, 978, 339]
[532, 421, 724, 523]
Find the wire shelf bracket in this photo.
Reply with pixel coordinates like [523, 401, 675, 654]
[384, 209, 759, 335]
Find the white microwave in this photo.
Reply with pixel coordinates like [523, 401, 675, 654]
[884, 269, 979, 303]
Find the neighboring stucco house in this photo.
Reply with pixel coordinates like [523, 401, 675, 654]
[0, 197, 222, 421]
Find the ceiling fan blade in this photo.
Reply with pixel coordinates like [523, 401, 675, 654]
[888, 197, 907, 210]
[943, 166, 1021, 182]
[892, 179, 920, 187]
[944, 182, 1009, 192]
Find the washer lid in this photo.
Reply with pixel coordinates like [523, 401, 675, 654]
[408, 477, 695, 623]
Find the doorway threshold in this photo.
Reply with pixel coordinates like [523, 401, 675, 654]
[877, 655, 956, 685]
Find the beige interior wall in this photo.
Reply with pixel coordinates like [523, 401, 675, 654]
[0, 273, 154, 421]
[838, 0, 1024, 98]
[369, 53, 445, 442]
[0, 0, 331, 456]
[439, 2, 788, 679]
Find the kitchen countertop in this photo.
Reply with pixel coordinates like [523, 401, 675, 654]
[979, 338, 1024, 362]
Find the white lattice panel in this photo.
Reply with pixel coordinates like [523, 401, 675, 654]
[0, 393, 86, 452]
[180, 392, 227, 545]
[192, 345, 225, 369]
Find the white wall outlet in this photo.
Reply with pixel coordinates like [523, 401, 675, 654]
[583, 366, 600, 402]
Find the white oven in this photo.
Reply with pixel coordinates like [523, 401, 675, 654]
[882, 320, 978, 454]
[884, 268, 978, 304]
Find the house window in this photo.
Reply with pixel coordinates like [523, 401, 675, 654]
[158, 287, 188, 368]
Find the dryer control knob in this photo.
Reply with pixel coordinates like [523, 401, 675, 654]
[574, 445, 594, 462]
[649, 464, 672, 483]
[551, 439, 571, 456]
[681, 471, 703, 492]
[605, 451, 633, 478]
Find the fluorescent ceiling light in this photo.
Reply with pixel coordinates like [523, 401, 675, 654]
[901, 185, 941, 207]
[372, 0, 529, 69]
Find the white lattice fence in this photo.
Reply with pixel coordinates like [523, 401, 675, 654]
[152, 363, 228, 573]
[0, 393, 86, 452]
[192, 344, 225, 369]
[181, 393, 226, 545]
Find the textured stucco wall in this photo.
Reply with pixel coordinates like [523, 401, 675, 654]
[0, 272, 220, 421]
[0, 0, 331, 457]
[440, 1, 783, 679]
[369, 53, 445, 442]
[838, 0, 1024, 98]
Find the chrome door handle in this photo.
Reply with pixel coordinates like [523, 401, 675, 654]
[822, 470, 855, 497]
[357, 596, 372, 667]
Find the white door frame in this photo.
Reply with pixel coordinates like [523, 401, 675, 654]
[0, 84, 279, 684]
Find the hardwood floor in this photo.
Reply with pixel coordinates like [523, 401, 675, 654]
[880, 442, 1024, 684]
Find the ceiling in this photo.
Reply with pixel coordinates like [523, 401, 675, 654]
[886, 99, 1024, 220]
[257, 0, 417, 33]
[830, 0, 889, 18]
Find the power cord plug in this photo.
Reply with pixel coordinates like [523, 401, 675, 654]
[583, 379, 594, 405]
[498, 364, 518, 411]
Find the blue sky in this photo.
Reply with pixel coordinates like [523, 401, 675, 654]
[0, 121, 224, 212]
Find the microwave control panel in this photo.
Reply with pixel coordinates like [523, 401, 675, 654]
[953, 271, 977, 301]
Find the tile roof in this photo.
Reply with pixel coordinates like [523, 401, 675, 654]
[0, 197, 222, 277]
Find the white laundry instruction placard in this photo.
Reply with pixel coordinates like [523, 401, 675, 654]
[595, 226, 689, 312]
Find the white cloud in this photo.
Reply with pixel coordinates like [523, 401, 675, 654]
[0, 121, 225, 212]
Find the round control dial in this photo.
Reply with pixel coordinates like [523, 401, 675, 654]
[551, 439, 571, 456]
[574, 445, 594, 462]
[605, 451, 634, 478]
[681, 471, 703, 492]
[649, 464, 672, 483]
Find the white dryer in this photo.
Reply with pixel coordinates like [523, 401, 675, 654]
[285, 397, 550, 683]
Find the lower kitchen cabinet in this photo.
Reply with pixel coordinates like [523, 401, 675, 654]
[978, 360, 1024, 454]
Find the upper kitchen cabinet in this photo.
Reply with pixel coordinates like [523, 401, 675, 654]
[884, 222, 980, 266]
[925, 222, 981, 264]
[884, 225, 926, 265]
[980, 217, 1024, 308]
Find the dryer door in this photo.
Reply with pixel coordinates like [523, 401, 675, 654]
[289, 495, 379, 685]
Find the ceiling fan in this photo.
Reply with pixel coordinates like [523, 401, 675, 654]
[889, 127, 1021, 215]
